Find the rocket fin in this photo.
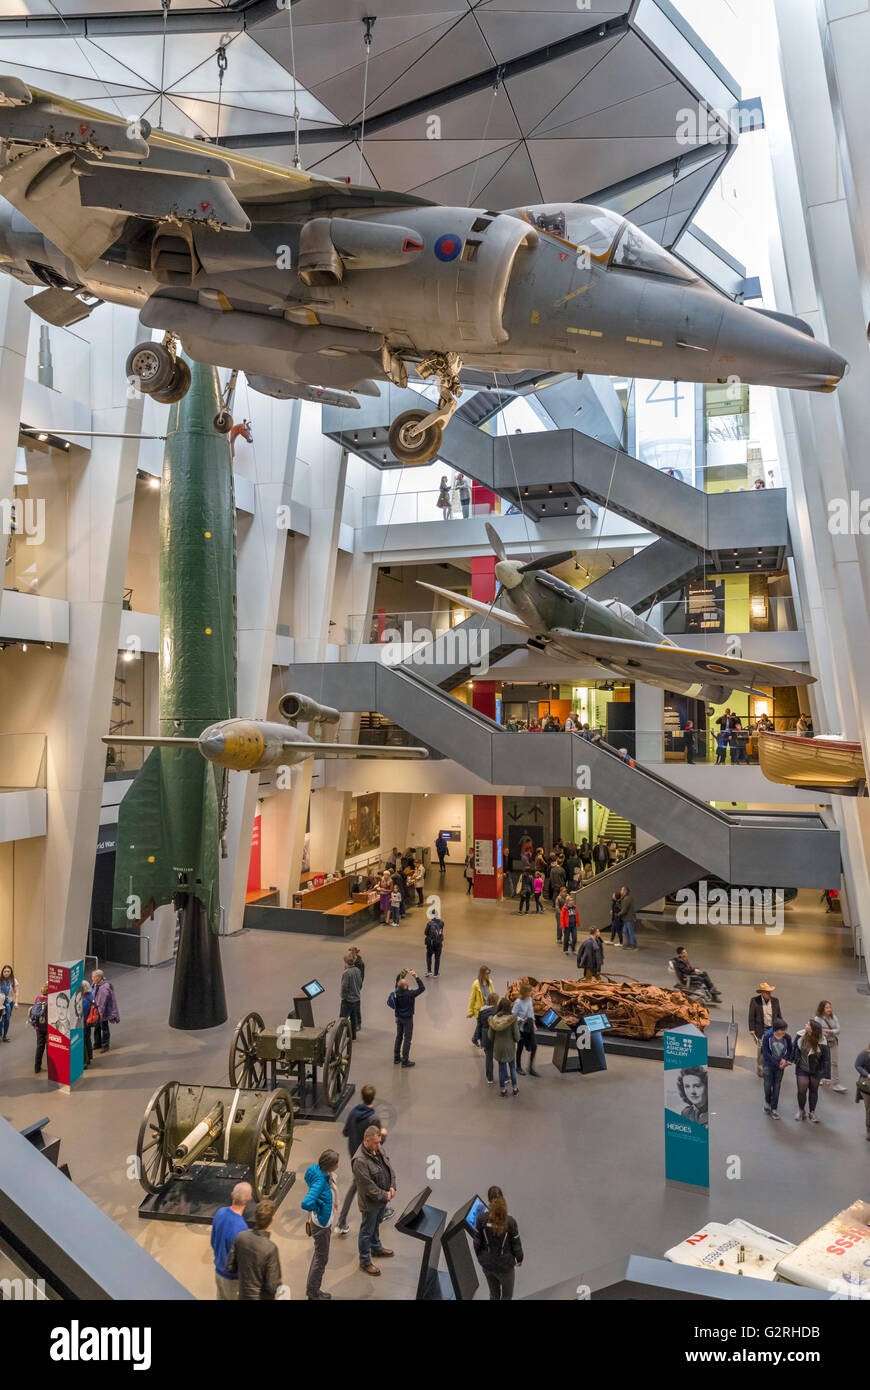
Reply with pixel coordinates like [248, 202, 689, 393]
[111, 746, 167, 929]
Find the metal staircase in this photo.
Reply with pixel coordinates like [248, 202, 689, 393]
[290, 661, 840, 903]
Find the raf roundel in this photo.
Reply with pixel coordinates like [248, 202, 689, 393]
[695, 659, 739, 676]
[434, 233, 463, 262]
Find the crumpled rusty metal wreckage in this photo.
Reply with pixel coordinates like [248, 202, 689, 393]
[506, 974, 709, 1039]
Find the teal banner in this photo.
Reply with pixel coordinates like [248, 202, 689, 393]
[664, 1024, 709, 1189]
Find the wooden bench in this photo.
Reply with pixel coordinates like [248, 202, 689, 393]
[323, 902, 370, 919]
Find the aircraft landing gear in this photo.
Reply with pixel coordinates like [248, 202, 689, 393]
[388, 350, 463, 465]
[213, 368, 239, 433]
[126, 334, 191, 405]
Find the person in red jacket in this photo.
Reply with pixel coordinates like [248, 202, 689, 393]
[559, 895, 579, 955]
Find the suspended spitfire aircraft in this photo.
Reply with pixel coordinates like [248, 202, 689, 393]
[0, 76, 849, 460]
[418, 524, 815, 705]
[102, 693, 427, 773]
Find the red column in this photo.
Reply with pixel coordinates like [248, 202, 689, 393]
[470, 556, 502, 899]
[470, 480, 497, 518]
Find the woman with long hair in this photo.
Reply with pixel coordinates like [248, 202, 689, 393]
[793, 1018, 829, 1122]
[468, 966, 493, 1047]
[814, 1000, 847, 1093]
[473, 1186, 524, 1300]
[512, 981, 540, 1078]
[489, 998, 521, 1097]
[0, 963, 19, 1041]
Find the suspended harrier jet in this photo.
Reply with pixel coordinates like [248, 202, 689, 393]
[0, 76, 848, 462]
[418, 525, 815, 705]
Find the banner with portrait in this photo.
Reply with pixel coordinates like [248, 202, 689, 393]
[663, 1023, 709, 1189]
[47, 958, 84, 1089]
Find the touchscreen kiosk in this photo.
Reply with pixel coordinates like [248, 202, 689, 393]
[465, 1194, 488, 1234]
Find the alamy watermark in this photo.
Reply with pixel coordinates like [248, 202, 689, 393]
[674, 883, 785, 934]
[0, 496, 46, 546]
[828, 493, 870, 534]
[379, 620, 491, 676]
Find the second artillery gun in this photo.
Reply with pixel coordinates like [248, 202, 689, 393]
[229, 1005, 354, 1121]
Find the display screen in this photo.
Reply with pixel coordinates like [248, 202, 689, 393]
[583, 1013, 610, 1032]
[465, 1195, 488, 1233]
[302, 979, 325, 999]
[541, 1008, 559, 1028]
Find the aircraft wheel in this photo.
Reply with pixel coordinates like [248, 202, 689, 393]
[214, 410, 233, 434]
[388, 408, 443, 465]
[126, 341, 175, 395]
[150, 359, 191, 405]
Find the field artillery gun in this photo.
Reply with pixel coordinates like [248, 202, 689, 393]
[135, 1081, 294, 1222]
[228, 1012, 354, 1120]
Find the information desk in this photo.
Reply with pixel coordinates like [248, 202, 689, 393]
[243, 873, 382, 938]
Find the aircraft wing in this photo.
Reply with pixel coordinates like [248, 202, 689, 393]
[302, 743, 427, 759]
[101, 735, 199, 747]
[0, 76, 432, 270]
[548, 629, 815, 695]
[416, 581, 531, 633]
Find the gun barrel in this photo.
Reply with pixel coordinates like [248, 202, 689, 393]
[171, 1102, 224, 1173]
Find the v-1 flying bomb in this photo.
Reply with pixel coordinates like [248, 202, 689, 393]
[419, 524, 815, 705]
[103, 692, 428, 772]
[0, 76, 849, 461]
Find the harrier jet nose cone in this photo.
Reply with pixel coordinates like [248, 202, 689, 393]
[495, 560, 523, 590]
[199, 726, 226, 760]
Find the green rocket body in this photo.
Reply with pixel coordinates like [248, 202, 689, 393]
[112, 361, 236, 1027]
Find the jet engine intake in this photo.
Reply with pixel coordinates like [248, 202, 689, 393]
[298, 217, 425, 286]
[278, 692, 340, 725]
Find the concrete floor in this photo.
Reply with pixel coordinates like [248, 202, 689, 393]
[2, 870, 868, 1300]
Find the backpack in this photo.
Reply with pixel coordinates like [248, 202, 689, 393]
[427, 921, 444, 946]
[387, 991, 397, 1011]
[29, 997, 46, 1028]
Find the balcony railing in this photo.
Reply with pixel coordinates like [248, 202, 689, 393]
[362, 489, 504, 526]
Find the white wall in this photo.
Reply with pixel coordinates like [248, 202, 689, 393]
[406, 793, 467, 860]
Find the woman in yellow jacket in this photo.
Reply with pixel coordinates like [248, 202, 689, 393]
[469, 966, 494, 1048]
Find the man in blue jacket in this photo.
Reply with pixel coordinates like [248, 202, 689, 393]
[210, 1181, 252, 1300]
[301, 1149, 340, 1301]
[761, 1018, 793, 1119]
[389, 968, 425, 1067]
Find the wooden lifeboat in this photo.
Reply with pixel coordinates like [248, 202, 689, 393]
[757, 731, 865, 793]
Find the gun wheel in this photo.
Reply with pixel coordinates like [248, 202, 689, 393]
[251, 1090, 294, 1199]
[323, 1016, 353, 1108]
[136, 1080, 177, 1194]
[388, 408, 443, 465]
[229, 1011, 266, 1089]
